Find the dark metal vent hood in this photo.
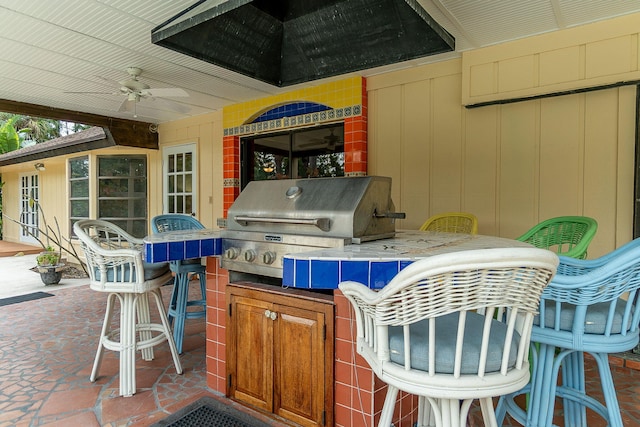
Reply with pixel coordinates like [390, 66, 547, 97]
[151, 0, 455, 87]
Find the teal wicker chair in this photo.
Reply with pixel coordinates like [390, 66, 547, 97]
[151, 214, 206, 354]
[516, 216, 597, 259]
[497, 237, 640, 427]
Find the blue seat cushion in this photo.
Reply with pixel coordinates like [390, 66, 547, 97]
[388, 311, 520, 375]
[94, 261, 170, 282]
[534, 298, 631, 334]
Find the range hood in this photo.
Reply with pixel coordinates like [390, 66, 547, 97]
[151, 0, 455, 87]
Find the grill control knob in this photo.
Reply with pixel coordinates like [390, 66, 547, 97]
[244, 249, 257, 262]
[225, 247, 240, 260]
[263, 251, 277, 265]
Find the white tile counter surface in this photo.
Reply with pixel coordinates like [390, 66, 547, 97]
[282, 230, 532, 289]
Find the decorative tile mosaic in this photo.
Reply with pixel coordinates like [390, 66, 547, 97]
[224, 105, 361, 137]
[223, 76, 363, 129]
[223, 178, 240, 187]
[252, 102, 331, 123]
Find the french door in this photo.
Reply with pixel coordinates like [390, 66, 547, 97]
[19, 173, 39, 244]
[163, 143, 197, 215]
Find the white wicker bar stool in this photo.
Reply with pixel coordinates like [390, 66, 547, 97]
[339, 248, 558, 427]
[74, 219, 182, 397]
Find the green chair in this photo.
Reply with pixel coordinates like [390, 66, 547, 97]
[516, 216, 597, 259]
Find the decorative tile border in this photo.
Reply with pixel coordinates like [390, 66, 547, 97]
[223, 178, 240, 188]
[223, 104, 362, 137]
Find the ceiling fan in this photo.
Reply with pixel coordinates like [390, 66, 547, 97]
[65, 67, 189, 118]
[299, 128, 342, 150]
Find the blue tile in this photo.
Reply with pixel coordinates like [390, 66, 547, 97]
[168, 241, 185, 261]
[340, 260, 370, 285]
[370, 261, 400, 289]
[310, 260, 339, 289]
[185, 240, 200, 259]
[150, 242, 169, 263]
[400, 260, 414, 271]
[282, 258, 294, 286]
[212, 238, 222, 256]
[143, 245, 151, 263]
[201, 238, 215, 257]
[294, 259, 310, 288]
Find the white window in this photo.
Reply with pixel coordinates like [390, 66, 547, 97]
[97, 155, 147, 237]
[69, 156, 89, 237]
[163, 143, 197, 215]
[19, 173, 39, 244]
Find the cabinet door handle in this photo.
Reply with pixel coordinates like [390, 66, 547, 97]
[264, 310, 277, 320]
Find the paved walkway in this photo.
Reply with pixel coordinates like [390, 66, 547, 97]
[0, 253, 87, 298]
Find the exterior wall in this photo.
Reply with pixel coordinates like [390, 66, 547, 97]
[462, 13, 640, 106]
[367, 17, 637, 258]
[156, 111, 224, 229]
[0, 145, 160, 253]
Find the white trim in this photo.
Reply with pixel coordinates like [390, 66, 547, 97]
[162, 143, 198, 215]
[18, 173, 39, 244]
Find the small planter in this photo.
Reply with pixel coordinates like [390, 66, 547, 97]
[36, 250, 64, 285]
[37, 264, 65, 286]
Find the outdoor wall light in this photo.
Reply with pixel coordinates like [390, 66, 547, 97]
[34, 163, 45, 171]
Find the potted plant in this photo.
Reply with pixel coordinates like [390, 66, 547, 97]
[36, 245, 64, 285]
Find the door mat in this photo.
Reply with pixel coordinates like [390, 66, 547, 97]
[152, 396, 274, 427]
[0, 291, 54, 307]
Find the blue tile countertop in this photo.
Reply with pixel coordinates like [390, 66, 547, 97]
[282, 230, 531, 290]
[143, 229, 222, 263]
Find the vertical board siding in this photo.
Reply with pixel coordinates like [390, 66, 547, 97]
[368, 63, 635, 258]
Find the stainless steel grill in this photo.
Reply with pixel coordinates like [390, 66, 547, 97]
[221, 176, 404, 279]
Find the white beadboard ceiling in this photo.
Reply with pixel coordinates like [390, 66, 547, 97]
[0, 0, 639, 124]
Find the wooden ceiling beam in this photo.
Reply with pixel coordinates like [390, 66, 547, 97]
[0, 99, 158, 149]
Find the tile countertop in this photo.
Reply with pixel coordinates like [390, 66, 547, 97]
[282, 230, 532, 289]
[143, 229, 531, 290]
[143, 229, 222, 263]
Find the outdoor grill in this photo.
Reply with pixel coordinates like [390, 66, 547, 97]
[221, 176, 404, 281]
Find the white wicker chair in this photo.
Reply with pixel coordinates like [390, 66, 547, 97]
[73, 219, 182, 397]
[339, 248, 558, 427]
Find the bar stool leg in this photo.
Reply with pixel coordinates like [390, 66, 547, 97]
[169, 272, 189, 354]
[150, 288, 183, 374]
[90, 292, 116, 383]
[136, 293, 154, 361]
[120, 293, 137, 397]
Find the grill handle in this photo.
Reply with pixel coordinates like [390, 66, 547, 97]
[373, 210, 406, 219]
[233, 216, 331, 232]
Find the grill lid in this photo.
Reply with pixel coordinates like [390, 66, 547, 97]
[226, 176, 404, 242]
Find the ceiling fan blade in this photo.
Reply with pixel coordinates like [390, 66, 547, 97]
[151, 97, 191, 114]
[118, 98, 134, 112]
[64, 91, 119, 95]
[145, 87, 188, 97]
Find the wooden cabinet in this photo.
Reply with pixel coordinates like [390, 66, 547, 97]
[226, 282, 334, 427]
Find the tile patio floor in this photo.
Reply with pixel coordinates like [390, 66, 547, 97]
[0, 283, 287, 427]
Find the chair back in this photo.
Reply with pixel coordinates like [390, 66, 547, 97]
[339, 248, 558, 394]
[535, 237, 640, 352]
[419, 212, 478, 234]
[151, 214, 204, 233]
[517, 216, 597, 259]
[74, 219, 168, 291]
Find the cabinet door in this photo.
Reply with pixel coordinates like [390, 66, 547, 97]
[273, 303, 327, 427]
[228, 295, 273, 411]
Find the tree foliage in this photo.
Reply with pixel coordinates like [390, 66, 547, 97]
[0, 114, 90, 154]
